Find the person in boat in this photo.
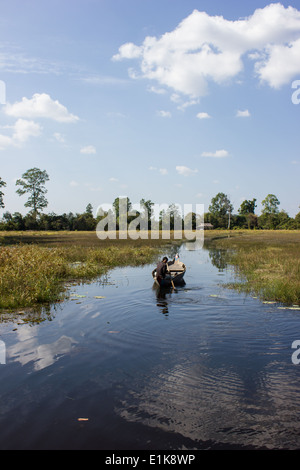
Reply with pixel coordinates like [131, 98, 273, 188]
[156, 257, 175, 285]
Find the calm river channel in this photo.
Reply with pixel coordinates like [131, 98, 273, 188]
[0, 242, 300, 450]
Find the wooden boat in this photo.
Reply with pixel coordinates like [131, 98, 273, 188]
[152, 260, 186, 287]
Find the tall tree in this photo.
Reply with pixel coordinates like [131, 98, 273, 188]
[239, 198, 257, 215]
[261, 194, 280, 214]
[16, 168, 49, 218]
[85, 203, 93, 215]
[238, 198, 258, 229]
[295, 206, 300, 229]
[159, 203, 183, 231]
[112, 197, 132, 230]
[0, 177, 6, 208]
[112, 197, 132, 219]
[209, 192, 233, 228]
[140, 198, 154, 229]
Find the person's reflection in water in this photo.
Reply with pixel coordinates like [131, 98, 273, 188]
[153, 286, 169, 316]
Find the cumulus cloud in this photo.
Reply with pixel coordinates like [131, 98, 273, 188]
[255, 38, 300, 88]
[112, 42, 142, 61]
[80, 145, 96, 155]
[12, 119, 41, 142]
[236, 109, 251, 117]
[113, 4, 300, 97]
[196, 112, 211, 119]
[201, 149, 229, 158]
[5, 93, 79, 123]
[0, 119, 42, 150]
[176, 166, 198, 176]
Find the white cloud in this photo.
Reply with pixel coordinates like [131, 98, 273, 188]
[12, 119, 41, 142]
[80, 145, 96, 155]
[170, 94, 199, 110]
[112, 42, 142, 61]
[53, 132, 65, 143]
[5, 93, 79, 123]
[201, 149, 229, 158]
[69, 180, 79, 187]
[109, 177, 119, 182]
[148, 86, 167, 94]
[196, 112, 211, 119]
[176, 166, 198, 176]
[0, 119, 41, 150]
[157, 110, 171, 118]
[114, 4, 300, 97]
[236, 109, 251, 117]
[254, 38, 300, 88]
[0, 134, 13, 150]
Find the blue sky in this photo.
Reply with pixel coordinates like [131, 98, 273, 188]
[0, 0, 299, 218]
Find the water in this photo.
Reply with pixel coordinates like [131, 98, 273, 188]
[0, 242, 300, 450]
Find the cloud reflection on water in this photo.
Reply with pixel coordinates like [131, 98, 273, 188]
[8, 326, 78, 371]
[117, 358, 300, 449]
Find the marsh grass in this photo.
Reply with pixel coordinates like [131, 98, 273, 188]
[2, 229, 299, 309]
[0, 232, 174, 310]
[208, 230, 300, 304]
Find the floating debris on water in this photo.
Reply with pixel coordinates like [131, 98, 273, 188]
[278, 306, 300, 311]
[91, 312, 101, 319]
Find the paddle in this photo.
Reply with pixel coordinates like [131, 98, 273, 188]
[167, 265, 176, 290]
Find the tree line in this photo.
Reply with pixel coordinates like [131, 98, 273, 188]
[0, 168, 299, 231]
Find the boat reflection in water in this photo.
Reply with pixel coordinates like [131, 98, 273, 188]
[152, 279, 186, 316]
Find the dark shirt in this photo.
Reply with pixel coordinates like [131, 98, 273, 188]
[156, 261, 167, 278]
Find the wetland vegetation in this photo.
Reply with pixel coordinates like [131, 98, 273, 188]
[206, 230, 300, 306]
[0, 232, 173, 310]
[0, 229, 299, 311]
